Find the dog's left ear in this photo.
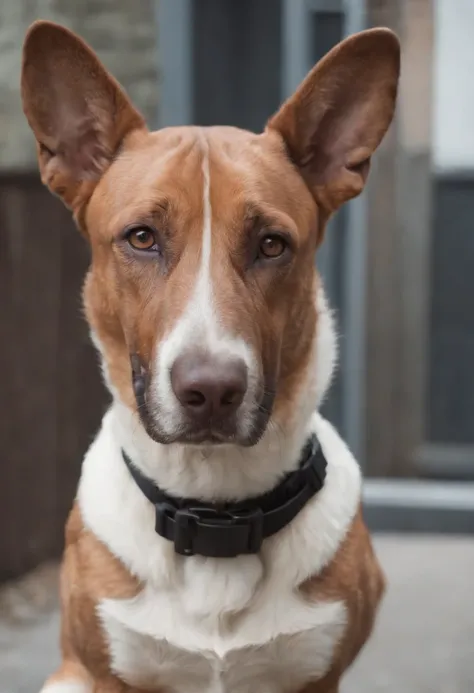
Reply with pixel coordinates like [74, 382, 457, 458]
[267, 28, 400, 213]
[21, 20, 146, 221]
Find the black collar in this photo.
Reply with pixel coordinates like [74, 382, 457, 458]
[122, 435, 327, 559]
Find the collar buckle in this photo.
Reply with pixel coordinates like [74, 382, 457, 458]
[155, 502, 199, 555]
[156, 504, 264, 557]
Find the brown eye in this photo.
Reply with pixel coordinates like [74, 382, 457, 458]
[127, 226, 157, 251]
[259, 234, 287, 259]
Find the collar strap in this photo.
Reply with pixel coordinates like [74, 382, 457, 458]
[122, 435, 327, 559]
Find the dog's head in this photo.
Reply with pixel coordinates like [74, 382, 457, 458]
[21, 22, 399, 448]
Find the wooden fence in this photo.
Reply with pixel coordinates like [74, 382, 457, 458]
[0, 173, 106, 582]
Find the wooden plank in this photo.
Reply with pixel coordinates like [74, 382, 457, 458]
[0, 175, 61, 579]
[0, 174, 106, 581]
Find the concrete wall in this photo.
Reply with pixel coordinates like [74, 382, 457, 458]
[0, 0, 158, 171]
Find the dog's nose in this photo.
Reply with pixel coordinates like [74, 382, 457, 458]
[170, 352, 248, 422]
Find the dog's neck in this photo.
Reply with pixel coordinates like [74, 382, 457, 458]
[101, 287, 337, 503]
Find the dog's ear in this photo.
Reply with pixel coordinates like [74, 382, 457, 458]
[21, 21, 146, 219]
[267, 28, 400, 214]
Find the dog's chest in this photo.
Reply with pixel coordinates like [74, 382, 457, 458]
[99, 560, 347, 693]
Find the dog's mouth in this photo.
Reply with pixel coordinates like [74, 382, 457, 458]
[171, 428, 238, 446]
[131, 354, 275, 447]
[137, 400, 273, 447]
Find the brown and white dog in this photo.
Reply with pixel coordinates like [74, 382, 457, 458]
[21, 20, 400, 693]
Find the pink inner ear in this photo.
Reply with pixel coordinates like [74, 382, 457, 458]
[57, 113, 111, 179]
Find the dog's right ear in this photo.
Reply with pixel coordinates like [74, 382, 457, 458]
[267, 28, 399, 218]
[21, 21, 146, 221]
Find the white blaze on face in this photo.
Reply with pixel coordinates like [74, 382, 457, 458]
[153, 136, 257, 435]
[195, 136, 213, 329]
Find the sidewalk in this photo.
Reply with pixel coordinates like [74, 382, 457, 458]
[1, 535, 473, 693]
[342, 534, 474, 693]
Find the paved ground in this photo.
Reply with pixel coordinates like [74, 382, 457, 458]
[1, 535, 473, 693]
[342, 535, 474, 693]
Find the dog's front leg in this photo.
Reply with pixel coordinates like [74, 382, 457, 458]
[40, 660, 93, 693]
[41, 667, 143, 693]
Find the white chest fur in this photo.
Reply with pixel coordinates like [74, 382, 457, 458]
[100, 587, 346, 693]
[79, 409, 361, 692]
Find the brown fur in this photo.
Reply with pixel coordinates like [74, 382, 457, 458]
[81, 125, 320, 427]
[52, 505, 144, 691]
[20, 19, 399, 692]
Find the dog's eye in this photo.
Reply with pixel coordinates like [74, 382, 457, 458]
[258, 234, 287, 259]
[126, 226, 158, 252]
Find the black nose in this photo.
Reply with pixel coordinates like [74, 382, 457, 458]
[170, 352, 248, 423]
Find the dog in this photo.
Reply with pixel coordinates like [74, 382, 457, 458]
[21, 19, 399, 693]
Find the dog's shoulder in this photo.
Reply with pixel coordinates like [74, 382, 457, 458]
[65, 502, 140, 598]
[61, 502, 141, 678]
[300, 505, 385, 687]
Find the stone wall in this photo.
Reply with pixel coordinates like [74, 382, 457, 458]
[0, 0, 158, 171]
